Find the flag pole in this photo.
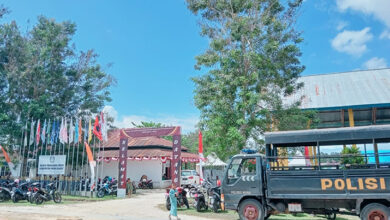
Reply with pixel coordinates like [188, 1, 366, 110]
[24, 118, 32, 179]
[18, 120, 25, 178]
[80, 118, 87, 196]
[19, 119, 28, 178]
[75, 118, 82, 195]
[91, 133, 96, 197]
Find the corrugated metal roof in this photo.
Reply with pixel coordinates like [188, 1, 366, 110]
[283, 68, 390, 110]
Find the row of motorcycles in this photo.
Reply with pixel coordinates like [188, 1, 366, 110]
[165, 180, 221, 213]
[97, 176, 153, 198]
[0, 180, 61, 204]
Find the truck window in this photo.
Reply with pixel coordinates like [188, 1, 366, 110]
[227, 158, 256, 184]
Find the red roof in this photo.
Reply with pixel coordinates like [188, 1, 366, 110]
[102, 129, 188, 151]
[97, 129, 198, 160]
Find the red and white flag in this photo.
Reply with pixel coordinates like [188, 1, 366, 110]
[304, 146, 311, 166]
[36, 119, 41, 145]
[198, 130, 205, 161]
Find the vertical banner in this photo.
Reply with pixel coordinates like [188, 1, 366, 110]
[172, 135, 181, 187]
[118, 130, 128, 189]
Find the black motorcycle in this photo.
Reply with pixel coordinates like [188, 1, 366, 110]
[0, 181, 16, 202]
[165, 187, 189, 210]
[35, 182, 62, 204]
[97, 181, 117, 198]
[138, 179, 153, 189]
[194, 186, 208, 212]
[11, 182, 29, 203]
[208, 186, 221, 212]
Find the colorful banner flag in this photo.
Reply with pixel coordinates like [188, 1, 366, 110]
[63, 118, 68, 144]
[59, 118, 64, 144]
[198, 130, 204, 183]
[101, 112, 108, 142]
[36, 119, 41, 145]
[88, 118, 92, 143]
[198, 130, 205, 160]
[0, 145, 15, 174]
[41, 119, 47, 144]
[84, 142, 96, 191]
[78, 118, 82, 143]
[55, 120, 60, 144]
[74, 118, 79, 143]
[93, 115, 102, 141]
[69, 118, 74, 144]
[84, 119, 88, 142]
[23, 121, 28, 147]
[29, 119, 35, 146]
[50, 120, 56, 145]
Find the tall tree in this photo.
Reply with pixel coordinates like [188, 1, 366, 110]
[0, 15, 114, 149]
[187, 0, 314, 159]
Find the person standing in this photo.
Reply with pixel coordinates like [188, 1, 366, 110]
[126, 178, 133, 198]
[168, 184, 180, 220]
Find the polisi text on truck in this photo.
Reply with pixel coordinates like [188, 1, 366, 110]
[321, 178, 386, 190]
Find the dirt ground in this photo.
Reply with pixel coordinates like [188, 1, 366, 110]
[0, 189, 209, 220]
[0, 189, 359, 220]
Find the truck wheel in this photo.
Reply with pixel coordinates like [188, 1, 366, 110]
[360, 203, 390, 220]
[239, 199, 264, 220]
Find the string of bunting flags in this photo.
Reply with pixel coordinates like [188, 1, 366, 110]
[96, 156, 199, 163]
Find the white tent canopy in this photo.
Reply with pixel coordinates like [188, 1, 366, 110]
[202, 152, 226, 167]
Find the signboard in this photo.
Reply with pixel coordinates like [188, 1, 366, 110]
[38, 155, 66, 175]
[118, 133, 128, 189]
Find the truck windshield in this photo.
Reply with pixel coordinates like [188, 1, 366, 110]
[227, 158, 256, 184]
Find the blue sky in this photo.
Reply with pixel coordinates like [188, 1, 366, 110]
[2, 0, 390, 133]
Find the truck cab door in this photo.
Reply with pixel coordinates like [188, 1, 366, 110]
[222, 156, 262, 210]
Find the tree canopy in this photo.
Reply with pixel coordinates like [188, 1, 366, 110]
[187, 0, 317, 159]
[0, 10, 114, 147]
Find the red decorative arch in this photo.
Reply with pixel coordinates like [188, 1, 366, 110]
[118, 127, 181, 189]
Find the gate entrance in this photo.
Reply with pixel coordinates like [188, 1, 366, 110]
[117, 127, 181, 196]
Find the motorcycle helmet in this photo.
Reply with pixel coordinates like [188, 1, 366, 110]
[14, 179, 20, 184]
[177, 187, 182, 193]
[26, 178, 31, 183]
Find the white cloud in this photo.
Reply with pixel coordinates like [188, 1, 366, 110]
[363, 57, 388, 69]
[380, 30, 390, 39]
[336, 21, 348, 31]
[331, 27, 373, 56]
[103, 105, 199, 133]
[337, 0, 390, 27]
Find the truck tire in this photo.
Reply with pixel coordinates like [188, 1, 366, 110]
[360, 203, 390, 220]
[239, 199, 264, 220]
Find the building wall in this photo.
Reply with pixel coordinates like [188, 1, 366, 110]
[99, 160, 165, 188]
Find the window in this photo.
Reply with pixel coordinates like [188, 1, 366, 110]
[227, 158, 256, 184]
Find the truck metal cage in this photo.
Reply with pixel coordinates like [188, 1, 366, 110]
[264, 125, 390, 170]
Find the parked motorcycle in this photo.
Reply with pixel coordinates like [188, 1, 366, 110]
[35, 182, 62, 204]
[193, 186, 208, 212]
[11, 182, 29, 203]
[165, 187, 189, 210]
[0, 181, 16, 202]
[97, 181, 118, 198]
[208, 186, 221, 213]
[138, 179, 153, 189]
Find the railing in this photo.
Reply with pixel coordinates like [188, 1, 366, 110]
[266, 152, 390, 171]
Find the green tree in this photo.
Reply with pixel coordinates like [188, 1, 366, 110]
[131, 121, 166, 128]
[0, 15, 114, 153]
[341, 145, 364, 166]
[186, 0, 312, 159]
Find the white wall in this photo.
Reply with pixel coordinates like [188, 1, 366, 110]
[98, 160, 164, 188]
